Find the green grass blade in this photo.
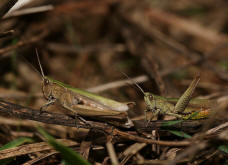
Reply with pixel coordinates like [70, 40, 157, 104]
[161, 120, 183, 127]
[37, 127, 91, 165]
[168, 130, 192, 139]
[0, 137, 34, 165]
[225, 160, 228, 165]
[218, 145, 228, 154]
[0, 137, 34, 151]
[188, 111, 199, 118]
[183, 111, 200, 120]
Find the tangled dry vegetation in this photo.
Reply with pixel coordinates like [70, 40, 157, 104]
[0, 0, 228, 164]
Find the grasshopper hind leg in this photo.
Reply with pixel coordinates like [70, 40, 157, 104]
[166, 112, 183, 119]
[73, 113, 91, 128]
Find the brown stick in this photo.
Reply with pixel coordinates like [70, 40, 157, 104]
[0, 99, 89, 128]
[146, 8, 228, 45]
[0, 139, 78, 160]
[0, 99, 194, 147]
[0, 31, 48, 56]
[113, 129, 190, 146]
[0, 30, 15, 38]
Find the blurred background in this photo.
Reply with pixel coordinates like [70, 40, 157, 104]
[0, 0, 228, 164]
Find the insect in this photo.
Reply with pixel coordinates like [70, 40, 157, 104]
[124, 73, 213, 122]
[36, 50, 133, 128]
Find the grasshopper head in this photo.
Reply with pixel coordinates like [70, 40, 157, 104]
[144, 92, 154, 105]
[42, 76, 65, 101]
[42, 76, 55, 100]
[144, 92, 157, 112]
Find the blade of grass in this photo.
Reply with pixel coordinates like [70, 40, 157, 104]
[218, 145, 228, 154]
[0, 137, 34, 165]
[37, 126, 91, 165]
[183, 111, 200, 119]
[0, 137, 34, 151]
[161, 120, 183, 127]
[168, 130, 192, 139]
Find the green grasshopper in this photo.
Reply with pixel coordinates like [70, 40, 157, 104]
[126, 74, 213, 122]
[36, 51, 133, 128]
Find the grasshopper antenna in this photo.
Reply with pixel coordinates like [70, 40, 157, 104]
[35, 48, 45, 79]
[19, 52, 43, 79]
[121, 71, 146, 95]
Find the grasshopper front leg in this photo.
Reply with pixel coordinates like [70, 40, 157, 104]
[144, 109, 160, 126]
[40, 96, 56, 112]
[144, 108, 160, 121]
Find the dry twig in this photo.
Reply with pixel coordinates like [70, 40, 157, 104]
[0, 139, 79, 160]
[0, 99, 194, 147]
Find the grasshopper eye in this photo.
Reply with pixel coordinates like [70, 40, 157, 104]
[47, 94, 55, 101]
[49, 95, 55, 100]
[44, 79, 49, 85]
[149, 94, 153, 100]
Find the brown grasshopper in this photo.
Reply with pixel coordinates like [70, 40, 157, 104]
[36, 51, 133, 128]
